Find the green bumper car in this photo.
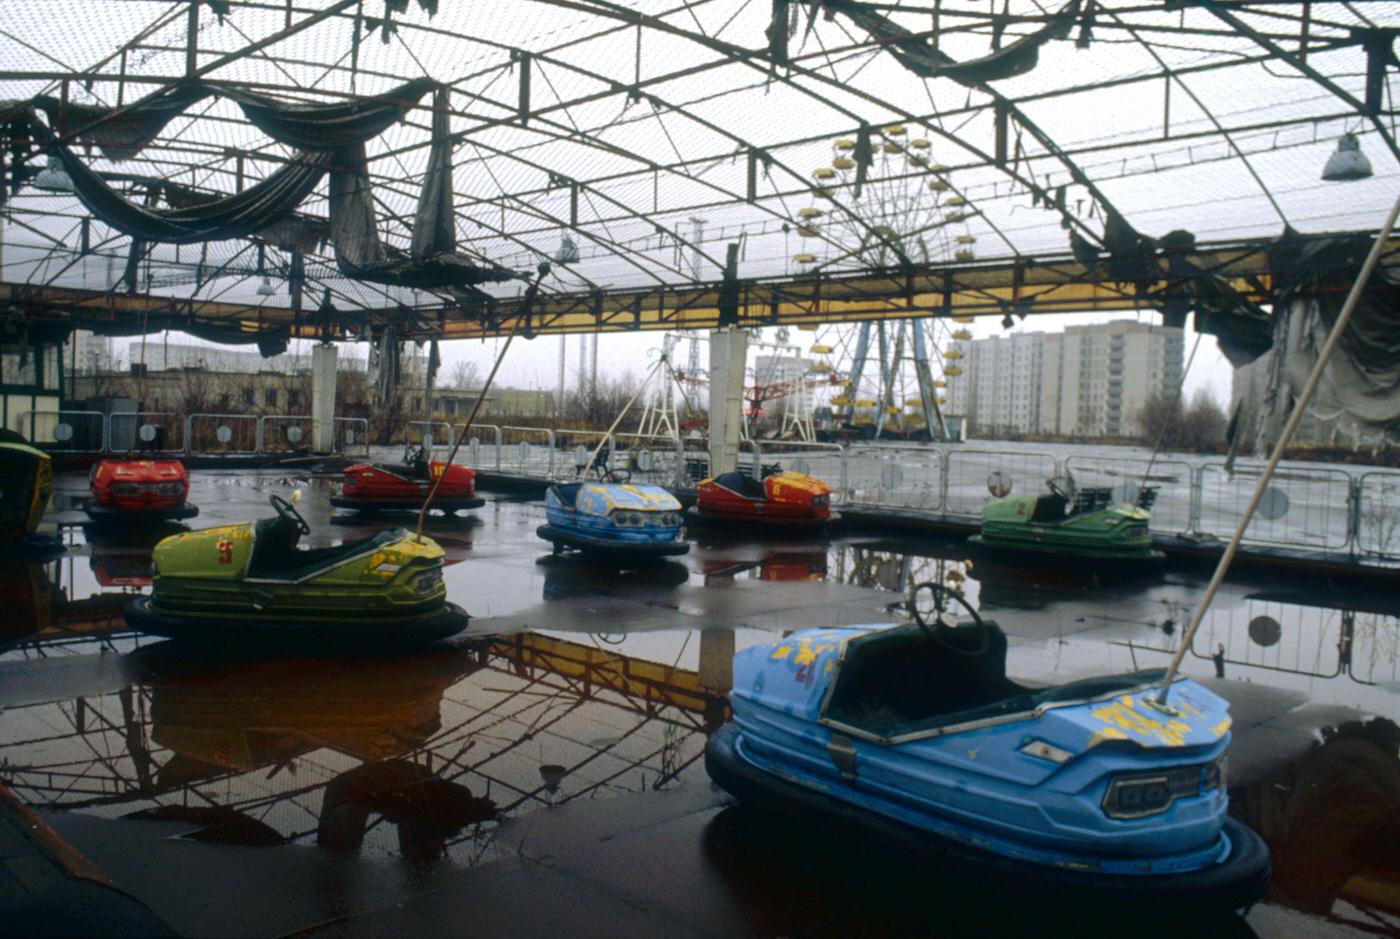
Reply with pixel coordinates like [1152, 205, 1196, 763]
[126, 495, 467, 647]
[969, 480, 1163, 571]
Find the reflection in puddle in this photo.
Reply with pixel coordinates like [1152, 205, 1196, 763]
[0, 560, 54, 648]
[1233, 718, 1400, 930]
[0, 482, 1396, 934]
[0, 631, 728, 865]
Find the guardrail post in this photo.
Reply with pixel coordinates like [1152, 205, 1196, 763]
[837, 445, 848, 505]
[939, 447, 950, 518]
[1347, 473, 1362, 554]
[183, 415, 193, 454]
[255, 417, 265, 454]
[1187, 464, 1203, 534]
[751, 441, 762, 481]
[545, 429, 556, 478]
[493, 426, 502, 470]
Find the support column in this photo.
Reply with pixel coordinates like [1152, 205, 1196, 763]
[311, 342, 338, 453]
[698, 627, 735, 733]
[707, 327, 746, 476]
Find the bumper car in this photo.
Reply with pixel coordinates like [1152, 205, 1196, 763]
[705, 583, 1270, 913]
[968, 477, 1162, 570]
[86, 458, 198, 523]
[0, 434, 62, 556]
[537, 482, 689, 564]
[688, 470, 836, 532]
[331, 445, 484, 515]
[125, 494, 467, 647]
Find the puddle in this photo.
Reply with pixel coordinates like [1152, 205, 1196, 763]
[1, 468, 1395, 936]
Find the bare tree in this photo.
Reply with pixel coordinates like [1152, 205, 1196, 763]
[1139, 389, 1227, 452]
[564, 371, 643, 426]
[447, 359, 482, 390]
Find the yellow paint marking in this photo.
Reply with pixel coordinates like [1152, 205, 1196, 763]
[1091, 697, 1196, 746]
[770, 645, 793, 661]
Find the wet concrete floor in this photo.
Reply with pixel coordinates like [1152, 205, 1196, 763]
[0, 469, 1396, 937]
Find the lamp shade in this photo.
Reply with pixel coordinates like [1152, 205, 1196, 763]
[31, 154, 74, 192]
[552, 233, 579, 264]
[1321, 133, 1372, 182]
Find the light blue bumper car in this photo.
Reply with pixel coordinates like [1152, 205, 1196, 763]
[539, 482, 689, 564]
[705, 583, 1269, 913]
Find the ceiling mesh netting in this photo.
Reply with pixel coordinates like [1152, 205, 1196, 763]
[1, 1, 1396, 316]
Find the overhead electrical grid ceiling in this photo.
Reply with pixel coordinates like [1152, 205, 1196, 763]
[0, 0, 1397, 341]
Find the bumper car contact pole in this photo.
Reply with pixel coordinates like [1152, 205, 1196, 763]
[416, 263, 550, 537]
[1157, 185, 1400, 704]
[582, 354, 668, 479]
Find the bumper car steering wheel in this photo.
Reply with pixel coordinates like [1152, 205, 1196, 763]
[270, 494, 311, 536]
[909, 581, 989, 655]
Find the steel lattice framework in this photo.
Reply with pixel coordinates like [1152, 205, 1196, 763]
[1, 1, 1397, 338]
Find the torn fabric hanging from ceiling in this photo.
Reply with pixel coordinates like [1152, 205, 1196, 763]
[8, 75, 431, 169]
[327, 88, 513, 290]
[25, 84, 211, 161]
[826, 0, 1082, 86]
[44, 127, 331, 244]
[369, 324, 403, 409]
[224, 78, 436, 152]
[1255, 233, 1400, 442]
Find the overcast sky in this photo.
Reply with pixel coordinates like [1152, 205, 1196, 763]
[118, 304, 1235, 411]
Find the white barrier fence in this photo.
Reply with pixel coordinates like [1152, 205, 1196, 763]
[22, 410, 369, 456]
[24, 409, 1393, 558]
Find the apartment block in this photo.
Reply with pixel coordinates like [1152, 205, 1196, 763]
[944, 320, 1184, 438]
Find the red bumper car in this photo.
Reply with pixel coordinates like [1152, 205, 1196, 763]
[86, 459, 198, 523]
[688, 470, 836, 531]
[331, 446, 485, 516]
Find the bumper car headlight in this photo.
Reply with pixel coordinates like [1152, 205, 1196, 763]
[413, 570, 443, 595]
[1102, 764, 1203, 819]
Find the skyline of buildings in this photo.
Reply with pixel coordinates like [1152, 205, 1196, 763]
[944, 320, 1185, 438]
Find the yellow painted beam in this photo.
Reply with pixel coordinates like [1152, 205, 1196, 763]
[7, 235, 1394, 340]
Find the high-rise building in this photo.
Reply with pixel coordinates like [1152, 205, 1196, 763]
[65, 331, 116, 375]
[944, 320, 1184, 438]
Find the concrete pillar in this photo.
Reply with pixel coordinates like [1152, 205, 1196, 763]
[707, 328, 746, 476]
[698, 628, 735, 694]
[698, 627, 735, 734]
[311, 342, 338, 453]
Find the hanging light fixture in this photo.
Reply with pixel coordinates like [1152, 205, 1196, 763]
[1321, 133, 1372, 182]
[31, 154, 74, 192]
[256, 276, 277, 296]
[552, 233, 579, 264]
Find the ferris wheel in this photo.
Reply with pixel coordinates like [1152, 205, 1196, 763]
[786, 126, 979, 441]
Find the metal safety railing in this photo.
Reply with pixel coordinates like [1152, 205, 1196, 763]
[19, 409, 107, 452]
[1063, 455, 1195, 533]
[843, 444, 943, 512]
[109, 411, 184, 453]
[1196, 461, 1353, 550]
[22, 411, 371, 456]
[334, 418, 370, 455]
[186, 413, 260, 455]
[24, 409, 1400, 559]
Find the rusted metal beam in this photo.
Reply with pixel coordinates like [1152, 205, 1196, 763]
[15, 234, 1391, 340]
